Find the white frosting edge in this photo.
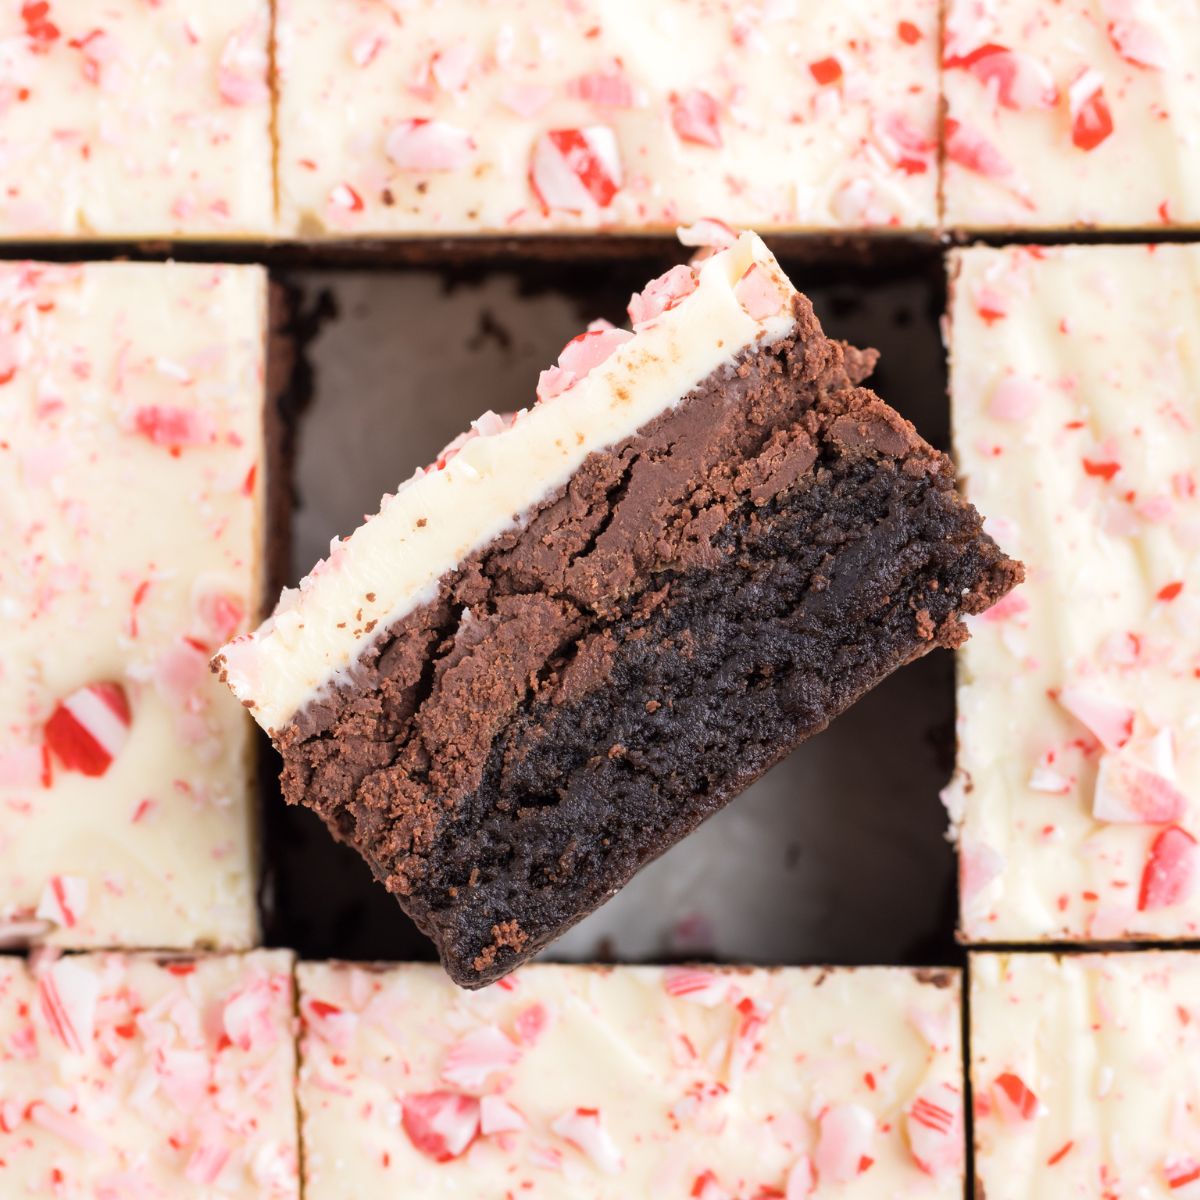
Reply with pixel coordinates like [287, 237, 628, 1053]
[218, 233, 798, 733]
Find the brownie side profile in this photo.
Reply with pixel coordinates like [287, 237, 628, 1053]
[276, 296, 1022, 987]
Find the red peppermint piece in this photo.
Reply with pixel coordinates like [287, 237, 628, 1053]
[1108, 19, 1169, 70]
[1139, 826, 1198, 911]
[671, 89, 722, 148]
[815, 1104, 875, 1185]
[38, 958, 100, 1053]
[1069, 70, 1114, 151]
[387, 118, 475, 171]
[1158, 581, 1184, 602]
[944, 118, 1012, 179]
[197, 590, 246, 643]
[628, 265, 698, 327]
[676, 217, 737, 251]
[809, 57, 843, 86]
[992, 1072, 1039, 1123]
[552, 1107, 623, 1175]
[130, 406, 216, 449]
[1164, 1157, 1200, 1191]
[898, 21, 922, 45]
[329, 183, 364, 213]
[1094, 752, 1187, 824]
[441, 1025, 521, 1089]
[36, 875, 86, 929]
[1083, 457, 1121, 481]
[537, 326, 633, 401]
[735, 264, 787, 321]
[530, 127, 622, 213]
[570, 70, 635, 108]
[1057, 687, 1134, 751]
[906, 1084, 964, 1178]
[402, 1092, 480, 1162]
[21, 2, 60, 52]
[946, 44, 1057, 109]
[45, 681, 132, 777]
[692, 1170, 732, 1200]
[662, 966, 729, 1006]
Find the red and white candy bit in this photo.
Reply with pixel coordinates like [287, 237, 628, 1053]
[1163, 1157, 1200, 1192]
[662, 966, 729, 1006]
[1139, 826, 1199, 911]
[676, 218, 737, 251]
[129, 405, 216, 449]
[945, 44, 1058, 110]
[1068, 70, 1114, 151]
[224, 975, 283, 1052]
[815, 1103, 876, 1184]
[991, 1072, 1040, 1123]
[329, 183, 365, 213]
[1093, 752, 1187, 824]
[479, 1095, 527, 1135]
[551, 1107, 623, 1175]
[691, 1170, 732, 1200]
[569, 70, 635, 108]
[943, 117, 1012, 179]
[959, 840, 1005, 903]
[44, 682, 132, 777]
[627, 264, 698, 328]
[1107, 17, 1169, 70]
[536, 327, 633, 402]
[303, 996, 357, 1048]
[217, 21, 270, 107]
[35, 875, 87, 929]
[195, 589, 246, 644]
[905, 1083, 964, 1177]
[671, 89, 722, 148]
[38, 957, 100, 1054]
[387, 118, 476, 171]
[441, 1024, 522, 1089]
[402, 1092, 480, 1162]
[785, 1156, 815, 1198]
[1057, 687, 1134, 751]
[185, 1139, 232, 1185]
[529, 127, 622, 213]
[735, 264, 788, 321]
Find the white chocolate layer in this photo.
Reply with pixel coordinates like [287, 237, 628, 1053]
[219, 232, 796, 734]
[275, 0, 939, 236]
[942, 0, 1200, 230]
[0, 1, 274, 239]
[297, 962, 963, 1198]
[0, 262, 267, 948]
[972, 951, 1200, 1199]
[947, 245, 1200, 942]
[0, 950, 298, 1197]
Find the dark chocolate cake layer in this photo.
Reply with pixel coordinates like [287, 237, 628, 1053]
[274, 296, 1021, 986]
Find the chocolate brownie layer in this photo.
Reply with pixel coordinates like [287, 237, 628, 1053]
[276, 297, 1021, 986]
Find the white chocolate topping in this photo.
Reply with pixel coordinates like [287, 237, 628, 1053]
[297, 961, 963, 1197]
[947, 244, 1200, 942]
[0, 1, 274, 239]
[972, 951, 1200, 1198]
[218, 232, 798, 734]
[0, 950, 298, 1196]
[0, 261, 267, 949]
[275, 0, 939, 236]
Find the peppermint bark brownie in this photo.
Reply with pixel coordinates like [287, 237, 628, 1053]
[217, 230, 1020, 987]
[0, 1, 273, 239]
[297, 961, 964, 1197]
[0, 262, 270, 949]
[971, 951, 1200, 1199]
[946, 245, 1200, 943]
[275, 0, 939, 237]
[942, 0, 1200, 230]
[0, 950, 298, 1196]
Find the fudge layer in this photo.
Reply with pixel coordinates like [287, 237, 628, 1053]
[946, 244, 1200, 942]
[0, 261, 268, 948]
[942, 0, 1200, 230]
[275, 0, 939, 237]
[219, 230, 1019, 985]
[0, 949, 298, 1196]
[297, 961, 963, 1197]
[972, 951, 1200, 1199]
[0, 0, 273, 239]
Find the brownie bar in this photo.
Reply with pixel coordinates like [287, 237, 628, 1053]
[219, 232, 1020, 985]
